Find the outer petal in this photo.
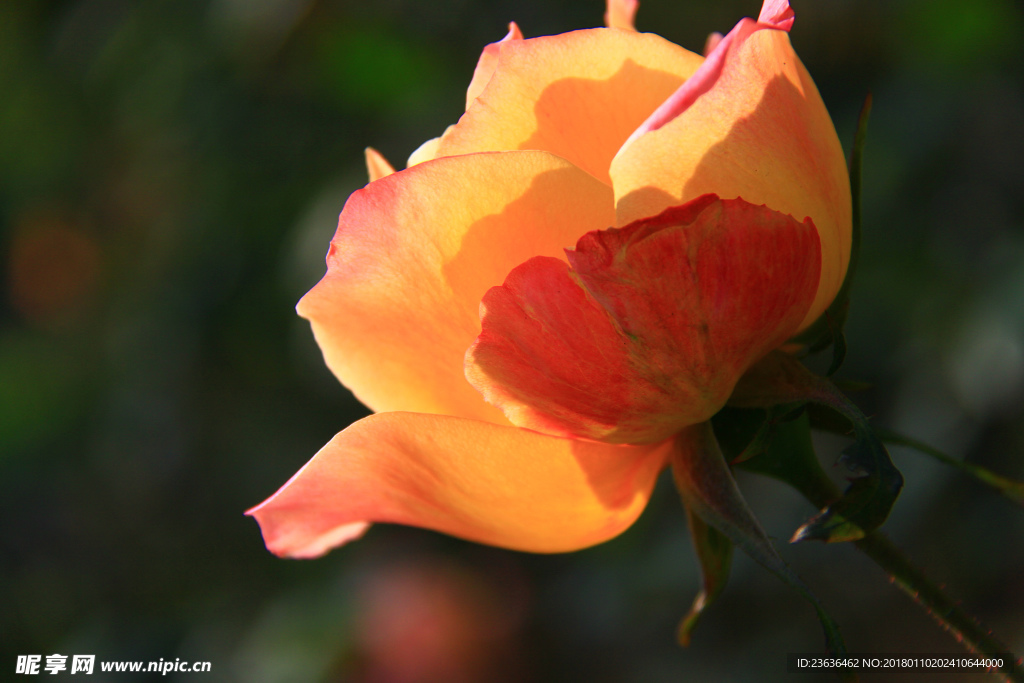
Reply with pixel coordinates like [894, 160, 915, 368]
[435, 29, 704, 185]
[466, 195, 821, 444]
[297, 151, 615, 424]
[609, 5, 850, 331]
[247, 412, 673, 557]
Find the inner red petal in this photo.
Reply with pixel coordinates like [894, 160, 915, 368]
[465, 194, 821, 444]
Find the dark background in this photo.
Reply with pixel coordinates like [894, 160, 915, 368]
[2, 0, 1023, 680]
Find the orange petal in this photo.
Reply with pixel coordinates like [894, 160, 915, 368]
[465, 22, 523, 110]
[466, 195, 820, 444]
[610, 4, 850, 331]
[297, 151, 614, 423]
[247, 412, 673, 556]
[436, 29, 703, 185]
[364, 147, 395, 183]
[605, 0, 639, 31]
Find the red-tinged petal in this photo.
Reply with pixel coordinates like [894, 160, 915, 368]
[610, 4, 849, 332]
[465, 22, 523, 110]
[365, 147, 395, 183]
[298, 151, 614, 424]
[466, 195, 820, 444]
[247, 412, 673, 557]
[605, 0, 639, 31]
[436, 29, 703, 185]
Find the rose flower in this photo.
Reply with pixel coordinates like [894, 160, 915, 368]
[248, 0, 851, 558]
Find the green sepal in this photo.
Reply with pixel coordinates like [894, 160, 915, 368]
[730, 352, 903, 543]
[791, 442, 902, 544]
[809, 421, 1024, 509]
[729, 402, 806, 465]
[672, 423, 851, 664]
[825, 320, 848, 378]
[876, 428, 1024, 507]
[731, 411, 839, 510]
[677, 504, 733, 647]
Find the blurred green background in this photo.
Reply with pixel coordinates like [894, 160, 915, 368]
[2, 0, 1023, 680]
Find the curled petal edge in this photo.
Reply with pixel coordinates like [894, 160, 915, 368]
[466, 22, 524, 110]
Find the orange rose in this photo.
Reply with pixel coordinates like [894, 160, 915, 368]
[248, 0, 850, 558]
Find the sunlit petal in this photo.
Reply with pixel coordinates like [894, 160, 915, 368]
[436, 29, 703, 185]
[248, 412, 673, 556]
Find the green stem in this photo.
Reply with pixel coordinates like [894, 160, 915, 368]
[853, 533, 1022, 682]
[790, 464, 1022, 681]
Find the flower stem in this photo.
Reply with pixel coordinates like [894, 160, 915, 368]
[788, 455, 1022, 681]
[852, 532, 1022, 682]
